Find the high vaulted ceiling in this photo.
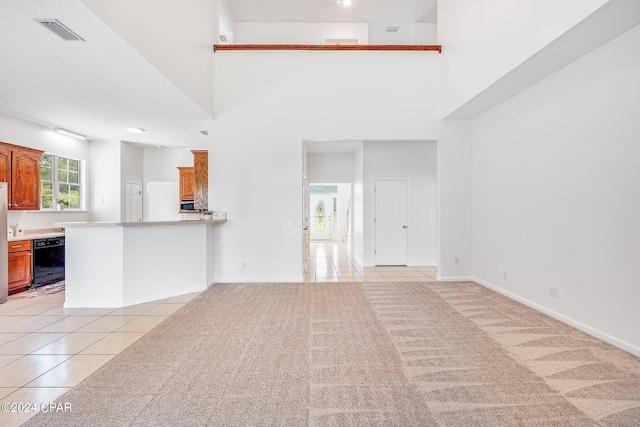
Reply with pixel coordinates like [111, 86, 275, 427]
[228, 0, 437, 24]
[0, 0, 438, 148]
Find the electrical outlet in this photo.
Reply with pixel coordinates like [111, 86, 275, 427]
[454, 257, 459, 264]
[242, 262, 247, 269]
[503, 272, 508, 280]
[549, 287, 559, 298]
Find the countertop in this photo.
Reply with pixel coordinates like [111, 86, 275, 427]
[57, 219, 227, 228]
[8, 228, 65, 242]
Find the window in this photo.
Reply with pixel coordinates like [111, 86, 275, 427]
[40, 154, 82, 209]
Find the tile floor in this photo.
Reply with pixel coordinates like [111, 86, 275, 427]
[304, 241, 438, 282]
[0, 289, 201, 426]
[0, 240, 437, 426]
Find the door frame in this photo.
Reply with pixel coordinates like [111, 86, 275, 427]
[373, 178, 409, 266]
[302, 172, 309, 275]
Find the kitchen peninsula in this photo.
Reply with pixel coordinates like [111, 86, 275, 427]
[59, 219, 225, 308]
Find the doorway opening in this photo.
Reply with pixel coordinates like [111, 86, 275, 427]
[302, 139, 437, 279]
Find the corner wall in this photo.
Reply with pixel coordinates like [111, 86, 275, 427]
[471, 24, 640, 355]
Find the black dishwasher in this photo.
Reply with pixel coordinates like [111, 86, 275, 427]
[32, 237, 65, 288]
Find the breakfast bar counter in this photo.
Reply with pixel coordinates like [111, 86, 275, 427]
[58, 219, 226, 308]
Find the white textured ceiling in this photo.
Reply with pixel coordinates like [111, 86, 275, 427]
[0, 0, 211, 148]
[228, 0, 437, 24]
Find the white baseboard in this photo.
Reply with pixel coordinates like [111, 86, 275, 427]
[437, 276, 474, 282]
[64, 285, 208, 308]
[213, 277, 303, 283]
[123, 285, 207, 307]
[472, 277, 640, 358]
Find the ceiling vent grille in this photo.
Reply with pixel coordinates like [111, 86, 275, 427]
[35, 19, 85, 41]
[386, 26, 400, 33]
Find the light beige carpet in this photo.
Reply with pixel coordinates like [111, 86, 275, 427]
[26, 281, 640, 426]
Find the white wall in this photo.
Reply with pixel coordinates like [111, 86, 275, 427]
[211, 51, 471, 281]
[235, 22, 436, 46]
[307, 153, 354, 183]
[368, 23, 437, 45]
[413, 23, 438, 45]
[234, 23, 369, 45]
[0, 113, 91, 229]
[81, 0, 218, 117]
[143, 148, 194, 182]
[336, 183, 351, 243]
[471, 23, 640, 355]
[438, 0, 608, 116]
[437, 122, 472, 280]
[89, 140, 121, 222]
[363, 141, 438, 266]
[352, 142, 364, 266]
[142, 148, 195, 221]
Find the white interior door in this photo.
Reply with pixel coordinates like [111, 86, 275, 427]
[310, 194, 332, 240]
[126, 181, 142, 222]
[375, 180, 408, 265]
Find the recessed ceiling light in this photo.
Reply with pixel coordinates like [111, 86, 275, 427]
[54, 127, 86, 140]
[343, 0, 352, 6]
[126, 127, 145, 134]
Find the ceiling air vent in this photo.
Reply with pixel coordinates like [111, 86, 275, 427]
[386, 26, 400, 33]
[35, 19, 85, 41]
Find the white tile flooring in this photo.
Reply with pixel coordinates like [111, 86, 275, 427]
[304, 241, 438, 282]
[0, 241, 437, 426]
[0, 289, 200, 426]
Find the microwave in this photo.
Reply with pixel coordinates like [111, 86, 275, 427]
[180, 201, 195, 211]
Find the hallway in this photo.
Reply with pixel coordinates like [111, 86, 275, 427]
[304, 241, 438, 283]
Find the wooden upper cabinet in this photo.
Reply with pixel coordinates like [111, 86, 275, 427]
[192, 150, 208, 211]
[178, 167, 195, 201]
[0, 142, 43, 210]
[11, 149, 41, 210]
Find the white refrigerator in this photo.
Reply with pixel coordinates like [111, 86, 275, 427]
[0, 183, 7, 303]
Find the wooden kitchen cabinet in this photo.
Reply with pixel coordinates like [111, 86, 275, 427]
[0, 142, 43, 210]
[192, 150, 208, 211]
[178, 167, 195, 201]
[8, 240, 32, 295]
